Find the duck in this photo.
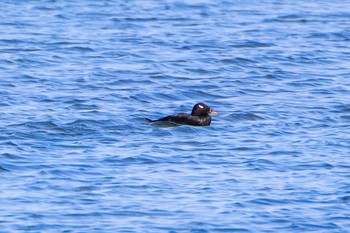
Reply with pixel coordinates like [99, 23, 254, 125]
[146, 103, 217, 126]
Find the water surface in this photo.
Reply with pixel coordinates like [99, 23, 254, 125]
[1, 0, 350, 232]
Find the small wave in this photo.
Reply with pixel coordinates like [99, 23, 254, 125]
[220, 57, 257, 65]
[290, 162, 334, 171]
[0, 165, 10, 172]
[308, 31, 350, 41]
[103, 155, 161, 165]
[63, 119, 111, 136]
[2, 153, 25, 160]
[66, 46, 95, 52]
[263, 14, 309, 23]
[68, 103, 100, 110]
[113, 17, 190, 23]
[232, 40, 275, 48]
[227, 112, 265, 121]
[332, 103, 350, 113]
[10, 121, 60, 130]
[249, 198, 287, 206]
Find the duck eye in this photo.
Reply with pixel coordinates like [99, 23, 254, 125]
[198, 105, 204, 109]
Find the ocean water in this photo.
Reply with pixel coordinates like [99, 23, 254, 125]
[1, 0, 350, 232]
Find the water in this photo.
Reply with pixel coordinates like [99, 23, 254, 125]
[1, 0, 350, 232]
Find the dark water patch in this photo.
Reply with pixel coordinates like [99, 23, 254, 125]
[68, 103, 100, 110]
[249, 198, 289, 206]
[104, 155, 162, 165]
[244, 159, 278, 171]
[66, 46, 95, 52]
[116, 17, 191, 23]
[233, 147, 256, 152]
[292, 222, 339, 231]
[332, 103, 350, 113]
[232, 40, 275, 48]
[0, 101, 11, 107]
[338, 196, 350, 204]
[219, 57, 257, 66]
[289, 162, 334, 171]
[185, 68, 219, 75]
[39, 168, 90, 179]
[309, 31, 350, 41]
[2, 153, 26, 160]
[263, 14, 310, 23]
[268, 150, 302, 156]
[8, 121, 62, 135]
[0, 165, 10, 172]
[1, 141, 18, 147]
[339, 115, 350, 121]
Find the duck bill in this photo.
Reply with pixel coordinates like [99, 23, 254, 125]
[209, 109, 218, 114]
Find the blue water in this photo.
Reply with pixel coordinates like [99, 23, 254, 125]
[1, 0, 350, 232]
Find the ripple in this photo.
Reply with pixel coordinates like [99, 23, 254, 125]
[232, 40, 275, 48]
[66, 46, 95, 52]
[0, 165, 10, 172]
[264, 14, 309, 23]
[227, 112, 265, 121]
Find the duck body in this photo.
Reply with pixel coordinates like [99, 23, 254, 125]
[146, 103, 217, 126]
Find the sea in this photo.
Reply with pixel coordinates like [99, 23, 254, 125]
[1, 0, 350, 232]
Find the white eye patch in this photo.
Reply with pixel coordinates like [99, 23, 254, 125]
[198, 105, 204, 108]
